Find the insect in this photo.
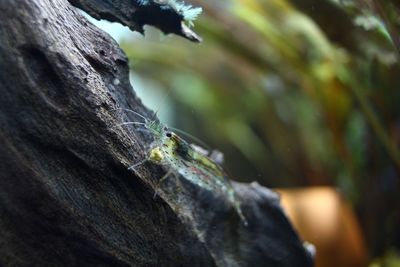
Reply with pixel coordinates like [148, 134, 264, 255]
[118, 108, 248, 226]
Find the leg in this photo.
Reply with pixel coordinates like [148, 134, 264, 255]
[153, 169, 173, 199]
[128, 158, 149, 171]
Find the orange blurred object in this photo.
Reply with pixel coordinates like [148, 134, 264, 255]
[276, 186, 367, 267]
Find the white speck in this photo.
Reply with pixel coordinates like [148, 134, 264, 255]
[113, 78, 120, 86]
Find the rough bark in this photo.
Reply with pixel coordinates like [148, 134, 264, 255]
[0, 0, 313, 266]
[68, 0, 202, 42]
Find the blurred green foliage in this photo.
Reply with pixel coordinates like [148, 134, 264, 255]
[369, 249, 400, 267]
[120, 0, 400, 259]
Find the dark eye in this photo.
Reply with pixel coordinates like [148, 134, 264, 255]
[166, 132, 172, 138]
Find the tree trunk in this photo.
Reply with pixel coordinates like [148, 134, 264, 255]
[0, 0, 313, 266]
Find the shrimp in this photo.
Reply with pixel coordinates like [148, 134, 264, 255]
[118, 108, 248, 226]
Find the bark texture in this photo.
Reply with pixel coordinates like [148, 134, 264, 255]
[68, 0, 202, 42]
[0, 0, 313, 266]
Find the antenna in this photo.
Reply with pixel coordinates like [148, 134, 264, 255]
[115, 108, 148, 121]
[150, 89, 172, 121]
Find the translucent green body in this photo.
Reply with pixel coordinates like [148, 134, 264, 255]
[121, 110, 247, 225]
[147, 123, 247, 225]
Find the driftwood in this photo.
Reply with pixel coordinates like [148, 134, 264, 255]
[0, 0, 313, 266]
